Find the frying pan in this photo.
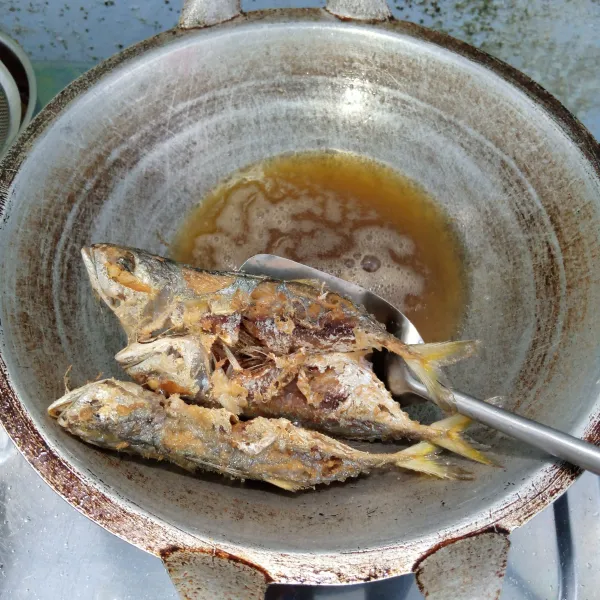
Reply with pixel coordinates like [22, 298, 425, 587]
[0, 1, 599, 598]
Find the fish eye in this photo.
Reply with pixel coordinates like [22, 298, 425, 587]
[117, 253, 136, 273]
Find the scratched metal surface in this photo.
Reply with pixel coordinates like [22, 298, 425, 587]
[0, 0, 599, 598]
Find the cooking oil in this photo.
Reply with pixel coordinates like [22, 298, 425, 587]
[173, 151, 466, 342]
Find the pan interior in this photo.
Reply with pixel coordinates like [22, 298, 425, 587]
[1, 20, 599, 555]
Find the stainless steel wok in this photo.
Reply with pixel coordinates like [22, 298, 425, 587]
[0, 1, 599, 598]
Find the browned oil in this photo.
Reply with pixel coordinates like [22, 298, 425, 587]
[173, 151, 467, 342]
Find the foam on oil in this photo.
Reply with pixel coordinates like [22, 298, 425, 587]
[173, 151, 467, 342]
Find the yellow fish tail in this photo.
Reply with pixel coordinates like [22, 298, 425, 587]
[393, 441, 473, 480]
[429, 414, 497, 466]
[388, 339, 480, 412]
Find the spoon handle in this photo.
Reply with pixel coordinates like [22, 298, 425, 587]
[405, 377, 600, 473]
[453, 389, 600, 474]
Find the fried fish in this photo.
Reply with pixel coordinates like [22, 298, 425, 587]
[115, 338, 490, 464]
[83, 244, 478, 411]
[48, 379, 471, 491]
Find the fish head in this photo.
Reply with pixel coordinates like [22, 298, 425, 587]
[82, 244, 182, 337]
[48, 379, 154, 448]
[47, 384, 91, 420]
[48, 378, 142, 419]
[115, 335, 212, 400]
[82, 243, 170, 301]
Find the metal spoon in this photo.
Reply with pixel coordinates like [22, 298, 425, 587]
[240, 253, 600, 475]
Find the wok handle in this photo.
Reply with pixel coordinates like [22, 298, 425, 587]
[162, 548, 271, 600]
[326, 0, 391, 21]
[178, 0, 393, 29]
[409, 379, 600, 475]
[179, 0, 241, 29]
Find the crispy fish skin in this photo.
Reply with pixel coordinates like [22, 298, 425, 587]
[116, 338, 490, 465]
[244, 353, 491, 464]
[48, 380, 470, 491]
[83, 244, 478, 411]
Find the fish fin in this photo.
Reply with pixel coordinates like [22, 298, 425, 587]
[289, 278, 323, 288]
[429, 414, 497, 466]
[387, 340, 480, 412]
[405, 359, 456, 412]
[393, 441, 473, 480]
[263, 477, 303, 492]
[409, 340, 481, 366]
[63, 364, 73, 394]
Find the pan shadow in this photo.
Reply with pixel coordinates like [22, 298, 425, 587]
[266, 571, 416, 599]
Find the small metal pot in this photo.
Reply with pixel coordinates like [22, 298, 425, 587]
[0, 1, 599, 598]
